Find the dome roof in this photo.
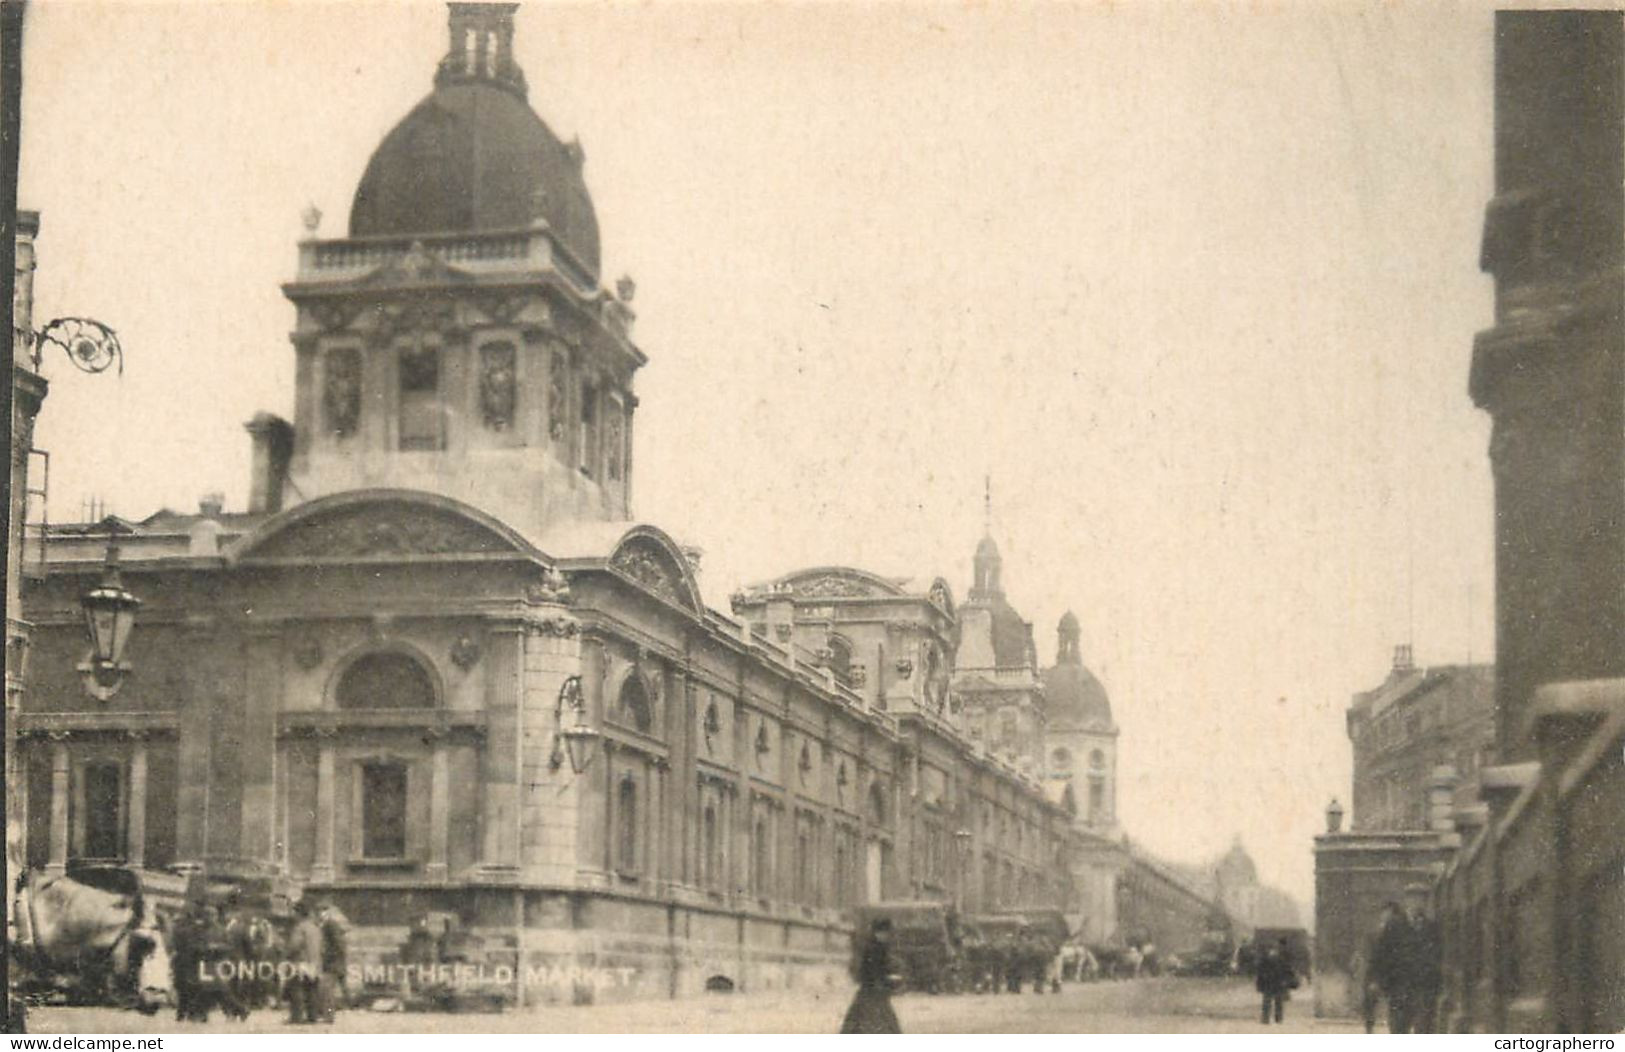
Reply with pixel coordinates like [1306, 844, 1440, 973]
[983, 594, 1037, 669]
[1042, 660, 1114, 731]
[1045, 612, 1113, 729]
[348, 8, 600, 281]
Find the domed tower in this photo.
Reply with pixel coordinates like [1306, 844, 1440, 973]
[952, 515, 1045, 774]
[1042, 611, 1118, 831]
[273, 2, 644, 536]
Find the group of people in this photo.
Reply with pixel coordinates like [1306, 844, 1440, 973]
[168, 896, 348, 1026]
[1357, 883, 1442, 1034]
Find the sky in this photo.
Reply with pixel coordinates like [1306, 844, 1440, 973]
[16, 0, 1500, 911]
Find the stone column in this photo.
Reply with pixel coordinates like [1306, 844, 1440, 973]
[427, 738, 449, 880]
[127, 737, 147, 869]
[46, 740, 69, 874]
[312, 737, 336, 882]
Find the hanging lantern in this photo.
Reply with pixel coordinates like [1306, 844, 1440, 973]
[79, 541, 140, 700]
[550, 676, 599, 776]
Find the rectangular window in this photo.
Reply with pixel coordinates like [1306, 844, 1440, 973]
[579, 381, 599, 477]
[398, 345, 443, 450]
[79, 761, 124, 861]
[361, 762, 408, 859]
[617, 777, 638, 874]
[605, 396, 625, 482]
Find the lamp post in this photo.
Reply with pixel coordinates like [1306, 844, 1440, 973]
[77, 531, 141, 701]
[549, 675, 599, 776]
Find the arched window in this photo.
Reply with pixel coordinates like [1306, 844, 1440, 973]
[619, 674, 653, 733]
[1052, 746, 1072, 769]
[617, 776, 638, 873]
[337, 652, 436, 710]
[1089, 749, 1105, 771]
[1088, 775, 1105, 824]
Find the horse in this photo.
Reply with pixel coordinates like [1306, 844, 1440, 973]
[13, 869, 173, 1014]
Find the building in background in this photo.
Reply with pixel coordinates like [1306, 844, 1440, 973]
[1313, 646, 1485, 1017]
[952, 527, 1046, 777]
[1346, 649, 1494, 832]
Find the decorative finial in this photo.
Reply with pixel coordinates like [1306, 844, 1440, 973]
[983, 474, 992, 534]
[301, 203, 323, 235]
[616, 275, 636, 303]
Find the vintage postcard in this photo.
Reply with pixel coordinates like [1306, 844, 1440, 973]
[3, 0, 1621, 1037]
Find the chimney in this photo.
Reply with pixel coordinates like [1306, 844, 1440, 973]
[244, 413, 295, 514]
[1393, 644, 1415, 673]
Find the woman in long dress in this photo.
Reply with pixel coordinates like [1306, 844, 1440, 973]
[841, 918, 901, 1034]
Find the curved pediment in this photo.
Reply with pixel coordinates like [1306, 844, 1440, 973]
[778, 567, 909, 600]
[231, 489, 539, 564]
[606, 526, 704, 614]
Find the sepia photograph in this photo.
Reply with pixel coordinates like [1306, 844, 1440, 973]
[2, 0, 1621, 1037]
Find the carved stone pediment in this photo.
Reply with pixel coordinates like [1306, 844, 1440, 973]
[795, 573, 879, 599]
[249, 502, 515, 560]
[610, 539, 688, 606]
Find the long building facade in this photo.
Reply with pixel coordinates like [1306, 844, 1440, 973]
[13, 3, 1170, 1004]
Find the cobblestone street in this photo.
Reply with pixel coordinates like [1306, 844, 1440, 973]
[27, 978, 1362, 1035]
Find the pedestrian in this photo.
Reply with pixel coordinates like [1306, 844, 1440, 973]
[1360, 902, 1401, 1032]
[284, 901, 324, 1025]
[316, 903, 348, 1023]
[840, 918, 901, 1034]
[1402, 884, 1442, 1033]
[1256, 938, 1297, 1025]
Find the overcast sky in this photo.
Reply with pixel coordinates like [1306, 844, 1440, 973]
[18, 0, 1499, 910]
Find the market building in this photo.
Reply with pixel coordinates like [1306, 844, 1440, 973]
[13, 2, 1095, 1003]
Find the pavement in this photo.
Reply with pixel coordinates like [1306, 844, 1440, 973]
[24, 977, 1365, 1034]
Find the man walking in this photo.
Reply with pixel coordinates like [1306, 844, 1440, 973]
[316, 903, 349, 1023]
[1255, 938, 1297, 1025]
[285, 901, 324, 1025]
[1370, 884, 1441, 1033]
[1402, 884, 1442, 1033]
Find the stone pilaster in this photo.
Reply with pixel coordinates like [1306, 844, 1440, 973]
[127, 737, 147, 868]
[46, 739, 68, 874]
[478, 624, 524, 877]
[311, 735, 336, 882]
[517, 613, 583, 884]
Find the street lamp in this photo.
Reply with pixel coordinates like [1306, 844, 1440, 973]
[77, 535, 140, 701]
[1325, 797, 1345, 834]
[549, 675, 599, 776]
